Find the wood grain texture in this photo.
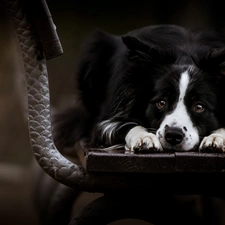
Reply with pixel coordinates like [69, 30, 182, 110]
[86, 151, 225, 173]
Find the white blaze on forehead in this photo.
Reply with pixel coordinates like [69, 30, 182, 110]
[156, 69, 199, 151]
[163, 71, 191, 127]
[179, 70, 190, 99]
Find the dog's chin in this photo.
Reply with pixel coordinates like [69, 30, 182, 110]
[160, 143, 200, 152]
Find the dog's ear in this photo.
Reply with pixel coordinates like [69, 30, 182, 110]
[122, 35, 151, 57]
[208, 49, 225, 75]
[193, 49, 225, 75]
[122, 35, 176, 64]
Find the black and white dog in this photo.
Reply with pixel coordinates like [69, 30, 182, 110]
[53, 24, 225, 153]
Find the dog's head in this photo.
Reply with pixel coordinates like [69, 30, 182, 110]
[152, 67, 220, 152]
[122, 31, 225, 151]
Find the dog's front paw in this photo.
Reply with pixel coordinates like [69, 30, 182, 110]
[199, 133, 225, 153]
[125, 126, 162, 153]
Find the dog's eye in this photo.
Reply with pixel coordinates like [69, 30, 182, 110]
[156, 100, 166, 109]
[193, 103, 205, 113]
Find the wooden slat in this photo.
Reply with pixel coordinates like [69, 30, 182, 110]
[84, 151, 225, 195]
[86, 151, 225, 173]
[86, 152, 175, 173]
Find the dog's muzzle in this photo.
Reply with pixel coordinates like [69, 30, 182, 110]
[164, 126, 184, 146]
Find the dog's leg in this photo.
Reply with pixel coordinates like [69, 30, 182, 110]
[199, 128, 225, 152]
[125, 126, 162, 153]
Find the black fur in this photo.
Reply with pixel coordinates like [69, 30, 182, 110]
[52, 24, 225, 152]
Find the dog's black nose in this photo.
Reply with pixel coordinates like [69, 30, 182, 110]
[165, 127, 184, 145]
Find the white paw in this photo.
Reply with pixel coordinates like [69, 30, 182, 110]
[199, 133, 225, 152]
[125, 126, 162, 153]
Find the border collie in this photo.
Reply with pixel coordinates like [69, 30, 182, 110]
[53, 24, 225, 153]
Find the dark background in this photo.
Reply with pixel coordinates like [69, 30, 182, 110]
[1, 0, 225, 224]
